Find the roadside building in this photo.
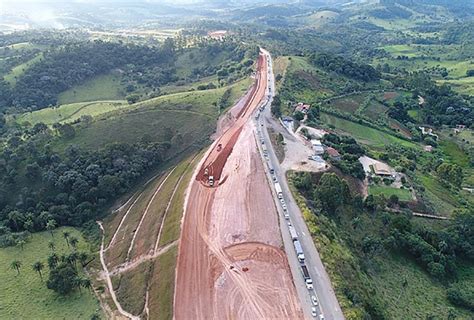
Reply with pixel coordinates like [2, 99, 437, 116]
[326, 147, 341, 160]
[294, 102, 311, 114]
[372, 162, 394, 177]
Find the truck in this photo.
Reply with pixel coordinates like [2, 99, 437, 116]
[208, 176, 214, 187]
[293, 240, 305, 262]
[288, 225, 298, 240]
[274, 182, 283, 199]
[301, 265, 313, 289]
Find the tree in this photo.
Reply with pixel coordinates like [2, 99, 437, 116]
[126, 94, 140, 104]
[47, 263, 78, 295]
[81, 277, 92, 292]
[46, 219, 57, 238]
[293, 111, 305, 121]
[48, 241, 55, 252]
[32, 261, 45, 281]
[48, 253, 59, 269]
[69, 237, 79, 250]
[315, 173, 346, 213]
[17, 239, 26, 251]
[271, 95, 282, 118]
[63, 231, 70, 248]
[10, 260, 22, 275]
[78, 252, 89, 267]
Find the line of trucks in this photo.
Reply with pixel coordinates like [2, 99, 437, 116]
[274, 182, 314, 290]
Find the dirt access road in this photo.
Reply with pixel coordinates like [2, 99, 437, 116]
[174, 51, 303, 319]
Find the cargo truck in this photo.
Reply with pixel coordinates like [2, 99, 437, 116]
[288, 225, 298, 240]
[293, 240, 305, 262]
[301, 265, 313, 289]
[274, 182, 283, 199]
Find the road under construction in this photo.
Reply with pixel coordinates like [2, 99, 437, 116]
[174, 50, 304, 319]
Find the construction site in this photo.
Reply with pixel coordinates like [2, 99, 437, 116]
[174, 51, 303, 319]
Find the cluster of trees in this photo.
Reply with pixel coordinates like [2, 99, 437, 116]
[310, 53, 381, 82]
[1, 40, 177, 110]
[436, 163, 463, 188]
[0, 139, 170, 236]
[292, 170, 474, 315]
[322, 133, 366, 179]
[10, 230, 93, 296]
[399, 72, 473, 127]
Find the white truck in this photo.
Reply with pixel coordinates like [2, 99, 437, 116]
[209, 176, 214, 187]
[293, 240, 305, 262]
[289, 225, 298, 241]
[274, 182, 283, 199]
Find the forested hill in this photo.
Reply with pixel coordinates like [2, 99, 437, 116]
[0, 38, 256, 112]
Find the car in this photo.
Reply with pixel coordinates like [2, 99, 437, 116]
[311, 296, 318, 306]
[282, 203, 287, 210]
[279, 198, 285, 205]
[319, 314, 325, 320]
[311, 307, 317, 317]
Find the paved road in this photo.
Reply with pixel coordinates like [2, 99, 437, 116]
[255, 49, 344, 320]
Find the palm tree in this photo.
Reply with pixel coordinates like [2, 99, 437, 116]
[32, 261, 45, 281]
[67, 252, 78, 268]
[10, 260, 22, 275]
[81, 277, 92, 292]
[78, 252, 89, 267]
[73, 276, 83, 293]
[63, 231, 70, 248]
[69, 237, 79, 250]
[17, 239, 26, 251]
[46, 219, 56, 238]
[48, 241, 55, 252]
[47, 253, 59, 269]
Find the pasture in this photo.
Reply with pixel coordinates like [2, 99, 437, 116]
[0, 227, 101, 319]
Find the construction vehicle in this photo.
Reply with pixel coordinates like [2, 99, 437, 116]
[293, 240, 305, 262]
[274, 182, 283, 199]
[209, 176, 214, 187]
[301, 265, 313, 289]
[217, 144, 222, 152]
[289, 225, 298, 240]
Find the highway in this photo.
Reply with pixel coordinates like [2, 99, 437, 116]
[254, 48, 344, 320]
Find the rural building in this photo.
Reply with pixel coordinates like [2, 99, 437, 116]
[372, 162, 394, 176]
[419, 126, 438, 140]
[424, 145, 433, 152]
[326, 147, 341, 160]
[294, 102, 311, 114]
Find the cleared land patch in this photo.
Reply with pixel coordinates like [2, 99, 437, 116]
[321, 113, 417, 148]
[58, 73, 125, 105]
[16, 100, 127, 125]
[369, 185, 412, 201]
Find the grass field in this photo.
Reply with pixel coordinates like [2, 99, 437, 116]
[148, 244, 178, 320]
[321, 113, 418, 149]
[3, 52, 43, 86]
[58, 73, 125, 105]
[17, 100, 127, 125]
[0, 227, 101, 319]
[372, 253, 473, 319]
[368, 185, 413, 201]
[55, 80, 249, 152]
[418, 174, 458, 215]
